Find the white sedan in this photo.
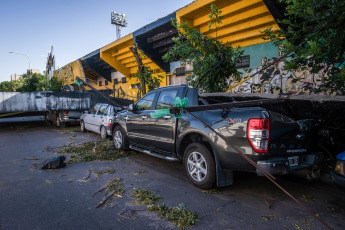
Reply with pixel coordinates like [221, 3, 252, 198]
[80, 103, 121, 139]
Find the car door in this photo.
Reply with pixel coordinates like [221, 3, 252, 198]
[84, 104, 100, 132]
[125, 92, 157, 148]
[148, 89, 178, 154]
[94, 104, 108, 133]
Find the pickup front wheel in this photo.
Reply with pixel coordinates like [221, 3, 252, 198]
[183, 143, 216, 189]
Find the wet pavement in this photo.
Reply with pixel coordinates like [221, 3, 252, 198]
[0, 122, 344, 230]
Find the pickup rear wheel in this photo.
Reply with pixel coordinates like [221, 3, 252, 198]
[183, 143, 216, 189]
[113, 126, 125, 150]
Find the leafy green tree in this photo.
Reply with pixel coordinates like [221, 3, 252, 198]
[0, 74, 62, 92]
[0, 79, 24, 92]
[135, 66, 163, 93]
[130, 44, 163, 97]
[208, 4, 223, 38]
[163, 4, 244, 93]
[264, 0, 345, 94]
[48, 76, 63, 91]
[18, 73, 48, 92]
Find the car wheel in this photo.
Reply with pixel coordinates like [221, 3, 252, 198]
[113, 126, 125, 150]
[80, 120, 86, 133]
[56, 115, 65, 128]
[183, 143, 216, 189]
[100, 126, 107, 139]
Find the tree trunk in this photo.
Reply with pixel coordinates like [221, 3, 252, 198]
[129, 43, 146, 97]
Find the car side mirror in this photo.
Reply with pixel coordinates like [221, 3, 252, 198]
[84, 110, 89, 114]
[128, 104, 134, 111]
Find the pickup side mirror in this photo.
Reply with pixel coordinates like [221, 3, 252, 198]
[128, 104, 134, 111]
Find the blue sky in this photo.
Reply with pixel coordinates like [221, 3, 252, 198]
[0, 0, 194, 83]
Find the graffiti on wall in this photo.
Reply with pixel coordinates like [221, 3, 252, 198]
[229, 50, 330, 95]
[54, 64, 74, 84]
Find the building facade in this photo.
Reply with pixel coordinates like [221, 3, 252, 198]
[55, 0, 328, 98]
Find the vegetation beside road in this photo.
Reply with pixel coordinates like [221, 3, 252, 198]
[0, 73, 63, 92]
[45, 139, 136, 163]
[131, 188, 200, 229]
[93, 178, 125, 208]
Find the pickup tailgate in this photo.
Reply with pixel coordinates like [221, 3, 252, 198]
[268, 112, 313, 155]
[256, 112, 322, 175]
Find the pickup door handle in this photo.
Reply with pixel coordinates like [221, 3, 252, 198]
[141, 116, 147, 119]
[163, 115, 171, 119]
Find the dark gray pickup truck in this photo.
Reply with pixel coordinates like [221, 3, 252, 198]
[111, 85, 323, 189]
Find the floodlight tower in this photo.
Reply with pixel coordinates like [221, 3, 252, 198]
[111, 12, 128, 40]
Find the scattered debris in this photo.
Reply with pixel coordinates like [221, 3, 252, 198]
[41, 156, 66, 169]
[297, 219, 313, 227]
[130, 188, 199, 229]
[265, 199, 275, 209]
[262, 215, 275, 221]
[132, 170, 145, 176]
[76, 170, 92, 183]
[93, 178, 124, 208]
[131, 188, 162, 205]
[46, 139, 136, 163]
[326, 206, 345, 212]
[293, 223, 305, 230]
[200, 201, 237, 218]
[301, 195, 316, 203]
[62, 128, 80, 134]
[93, 168, 116, 177]
[148, 203, 200, 229]
[117, 208, 146, 220]
[202, 188, 220, 194]
[77, 169, 116, 183]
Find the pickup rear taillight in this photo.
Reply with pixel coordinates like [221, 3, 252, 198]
[108, 119, 112, 127]
[247, 118, 270, 153]
[64, 110, 69, 117]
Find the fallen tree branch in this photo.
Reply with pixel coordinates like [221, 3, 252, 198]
[96, 191, 116, 208]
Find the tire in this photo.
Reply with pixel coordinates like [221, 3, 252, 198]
[113, 126, 126, 150]
[100, 126, 107, 139]
[183, 143, 216, 189]
[44, 114, 51, 126]
[56, 115, 65, 128]
[80, 120, 86, 133]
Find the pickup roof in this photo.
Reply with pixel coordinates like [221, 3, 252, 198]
[111, 85, 323, 189]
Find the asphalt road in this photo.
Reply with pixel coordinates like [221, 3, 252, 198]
[0, 122, 344, 230]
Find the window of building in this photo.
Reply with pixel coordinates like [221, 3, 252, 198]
[236, 55, 250, 68]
